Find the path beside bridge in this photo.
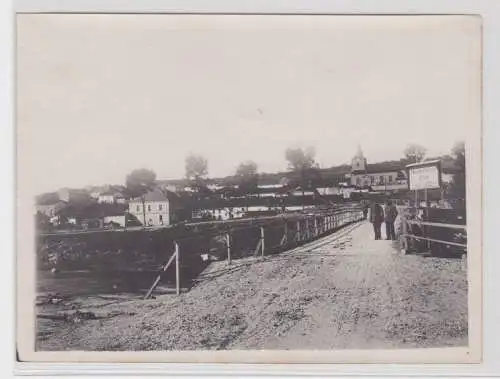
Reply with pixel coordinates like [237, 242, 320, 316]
[36, 220, 468, 351]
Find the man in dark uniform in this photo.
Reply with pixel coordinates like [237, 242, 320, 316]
[384, 200, 399, 240]
[369, 201, 384, 240]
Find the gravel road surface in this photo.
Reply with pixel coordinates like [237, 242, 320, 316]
[36, 220, 468, 351]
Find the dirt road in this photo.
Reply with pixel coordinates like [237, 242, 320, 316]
[36, 220, 468, 351]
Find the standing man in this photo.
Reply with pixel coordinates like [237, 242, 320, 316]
[384, 199, 399, 240]
[369, 201, 384, 240]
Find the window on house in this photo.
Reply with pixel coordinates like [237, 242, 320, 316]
[147, 205, 151, 212]
[388, 175, 393, 183]
[356, 177, 361, 186]
[379, 175, 384, 184]
[159, 204, 163, 211]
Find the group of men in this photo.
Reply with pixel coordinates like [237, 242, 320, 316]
[362, 200, 399, 240]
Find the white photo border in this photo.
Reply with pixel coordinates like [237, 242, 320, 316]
[5, 0, 500, 377]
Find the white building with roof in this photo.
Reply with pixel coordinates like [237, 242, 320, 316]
[128, 189, 180, 226]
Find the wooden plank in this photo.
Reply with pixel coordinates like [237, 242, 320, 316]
[401, 234, 467, 248]
[405, 220, 467, 230]
[253, 239, 262, 257]
[144, 247, 177, 300]
[280, 222, 288, 246]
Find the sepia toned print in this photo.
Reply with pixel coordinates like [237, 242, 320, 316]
[16, 14, 482, 363]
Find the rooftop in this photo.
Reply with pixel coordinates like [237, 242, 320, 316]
[129, 189, 179, 203]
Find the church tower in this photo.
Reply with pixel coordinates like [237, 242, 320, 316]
[351, 144, 367, 173]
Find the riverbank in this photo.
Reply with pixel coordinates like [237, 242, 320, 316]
[36, 222, 467, 351]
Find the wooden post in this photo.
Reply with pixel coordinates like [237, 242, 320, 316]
[401, 216, 408, 253]
[296, 220, 301, 242]
[424, 189, 430, 252]
[283, 222, 288, 245]
[175, 242, 180, 296]
[305, 218, 310, 240]
[280, 222, 288, 246]
[260, 226, 265, 257]
[226, 232, 231, 265]
[143, 245, 177, 300]
[314, 217, 318, 237]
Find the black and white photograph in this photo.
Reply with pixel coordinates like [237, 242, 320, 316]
[15, 14, 482, 363]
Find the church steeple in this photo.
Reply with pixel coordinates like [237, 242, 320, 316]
[351, 144, 367, 173]
[355, 144, 364, 158]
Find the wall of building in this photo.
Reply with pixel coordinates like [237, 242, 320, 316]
[129, 201, 170, 226]
[98, 195, 115, 204]
[350, 171, 407, 188]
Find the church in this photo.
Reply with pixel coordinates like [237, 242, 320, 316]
[348, 146, 409, 192]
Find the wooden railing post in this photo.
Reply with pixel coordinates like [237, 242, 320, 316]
[175, 241, 180, 296]
[400, 216, 408, 253]
[280, 221, 288, 246]
[260, 226, 265, 257]
[226, 232, 231, 265]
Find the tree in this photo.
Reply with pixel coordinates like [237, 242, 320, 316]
[235, 161, 259, 196]
[285, 147, 318, 172]
[125, 168, 157, 226]
[185, 154, 208, 181]
[448, 141, 466, 208]
[403, 144, 427, 164]
[185, 154, 209, 198]
[125, 168, 157, 198]
[285, 147, 320, 190]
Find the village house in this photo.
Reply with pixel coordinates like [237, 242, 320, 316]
[97, 191, 127, 204]
[128, 189, 183, 227]
[97, 191, 116, 204]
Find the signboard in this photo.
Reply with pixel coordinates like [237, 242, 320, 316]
[407, 161, 442, 190]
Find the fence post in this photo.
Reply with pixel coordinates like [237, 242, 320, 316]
[260, 226, 265, 257]
[226, 232, 231, 265]
[280, 222, 288, 246]
[175, 241, 180, 296]
[400, 216, 408, 253]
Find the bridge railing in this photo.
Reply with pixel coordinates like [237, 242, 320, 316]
[397, 207, 467, 257]
[144, 206, 365, 298]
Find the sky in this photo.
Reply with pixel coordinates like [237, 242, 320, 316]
[16, 14, 481, 195]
